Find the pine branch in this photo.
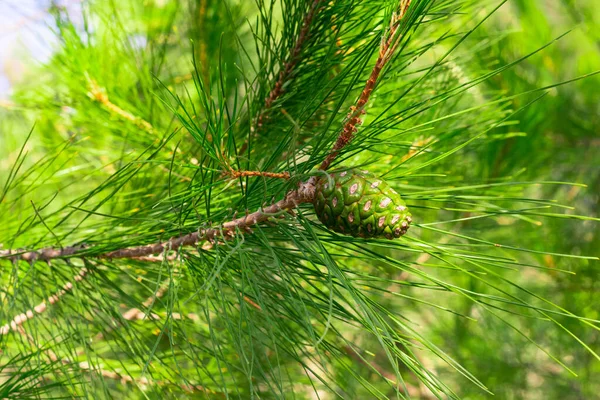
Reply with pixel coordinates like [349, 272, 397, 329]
[223, 168, 291, 180]
[0, 180, 316, 262]
[16, 325, 217, 395]
[257, 0, 324, 128]
[3, 1, 598, 397]
[0, 245, 88, 263]
[320, 0, 412, 171]
[0, 267, 90, 336]
[88, 78, 154, 134]
[238, 0, 324, 155]
[0, 1, 413, 265]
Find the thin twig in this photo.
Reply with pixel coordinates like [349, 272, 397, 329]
[0, 180, 316, 263]
[88, 79, 154, 133]
[16, 325, 216, 395]
[320, 0, 412, 171]
[121, 279, 170, 321]
[0, 267, 90, 335]
[238, 0, 323, 156]
[223, 168, 291, 180]
[400, 136, 434, 163]
[257, 0, 324, 128]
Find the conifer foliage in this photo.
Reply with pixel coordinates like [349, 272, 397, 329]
[0, 0, 598, 398]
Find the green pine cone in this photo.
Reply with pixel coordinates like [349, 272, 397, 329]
[313, 169, 412, 239]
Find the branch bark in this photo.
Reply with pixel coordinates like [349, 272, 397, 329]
[0, 267, 90, 335]
[223, 168, 291, 180]
[16, 325, 219, 396]
[0, 180, 316, 263]
[238, 0, 324, 156]
[257, 0, 324, 128]
[320, 0, 412, 171]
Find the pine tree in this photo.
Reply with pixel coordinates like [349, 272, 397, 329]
[1, 0, 598, 398]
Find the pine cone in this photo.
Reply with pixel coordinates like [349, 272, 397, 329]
[313, 169, 412, 238]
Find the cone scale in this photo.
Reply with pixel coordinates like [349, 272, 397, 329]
[313, 169, 412, 239]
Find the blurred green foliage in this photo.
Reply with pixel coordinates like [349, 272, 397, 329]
[426, 1, 600, 398]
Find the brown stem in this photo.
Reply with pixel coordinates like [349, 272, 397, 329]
[16, 325, 217, 395]
[0, 267, 90, 335]
[238, 0, 323, 157]
[319, 0, 412, 171]
[257, 0, 323, 128]
[224, 169, 291, 180]
[103, 179, 315, 258]
[0, 179, 316, 263]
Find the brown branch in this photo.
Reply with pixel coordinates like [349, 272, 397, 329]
[0, 244, 88, 263]
[220, 148, 291, 181]
[257, 0, 324, 128]
[0, 267, 90, 336]
[121, 279, 170, 321]
[223, 168, 291, 180]
[0, 180, 316, 263]
[16, 325, 217, 395]
[319, 0, 412, 171]
[102, 180, 315, 258]
[238, 0, 323, 157]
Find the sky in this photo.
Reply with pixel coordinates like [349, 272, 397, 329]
[0, 0, 70, 98]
